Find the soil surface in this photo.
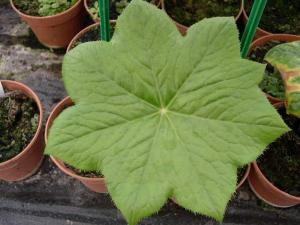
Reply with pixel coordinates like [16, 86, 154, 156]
[245, 0, 300, 34]
[70, 24, 115, 50]
[249, 40, 285, 100]
[258, 106, 300, 196]
[13, 0, 77, 16]
[164, 0, 241, 27]
[0, 89, 39, 162]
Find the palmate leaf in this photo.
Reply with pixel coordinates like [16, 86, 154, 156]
[45, 0, 289, 224]
[265, 41, 300, 117]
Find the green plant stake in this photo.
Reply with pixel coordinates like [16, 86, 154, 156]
[240, 0, 267, 58]
[99, 0, 110, 41]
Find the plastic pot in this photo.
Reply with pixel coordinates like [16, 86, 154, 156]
[45, 97, 107, 193]
[248, 102, 300, 207]
[10, 0, 85, 48]
[0, 80, 44, 182]
[84, 0, 161, 23]
[160, 0, 243, 34]
[249, 34, 300, 105]
[67, 21, 116, 52]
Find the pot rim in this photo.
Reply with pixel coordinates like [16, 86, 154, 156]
[45, 96, 104, 182]
[237, 164, 251, 189]
[252, 161, 300, 202]
[10, 0, 82, 20]
[67, 21, 116, 52]
[0, 80, 43, 167]
[160, 0, 243, 30]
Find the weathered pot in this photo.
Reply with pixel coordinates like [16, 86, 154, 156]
[45, 96, 107, 193]
[0, 80, 44, 182]
[161, 0, 243, 34]
[67, 21, 116, 52]
[248, 102, 300, 207]
[10, 0, 85, 48]
[249, 34, 300, 104]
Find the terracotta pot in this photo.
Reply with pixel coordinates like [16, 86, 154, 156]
[249, 162, 300, 207]
[84, 0, 161, 23]
[248, 102, 300, 207]
[249, 34, 300, 104]
[45, 96, 107, 193]
[67, 21, 116, 52]
[10, 0, 85, 48]
[0, 80, 44, 182]
[160, 0, 243, 35]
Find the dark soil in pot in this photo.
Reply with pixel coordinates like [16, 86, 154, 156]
[0, 89, 39, 163]
[70, 24, 115, 49]
[65, 164, 103, 178]
[13, 0, 78, 16]
[245, 0, 300, 35]
[87, 0, 156, 21]
[248, 40, 285, 100]
[164, 0, 240, 27]
[258, 107, 300, 196]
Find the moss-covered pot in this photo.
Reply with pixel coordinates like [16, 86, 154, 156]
[10, 0, 85, 48]
[45, 97, 107, 193]
[0, 80, 44, 182]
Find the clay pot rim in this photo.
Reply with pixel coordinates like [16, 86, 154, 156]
[0, 80, 43, 167]
[250, 34, 300, 52]
[241, 4, 271, 37]
[45, 96, 104, 182]
[10, 0, 82, 20]
[67, 21, 116, 52]
[160, 0, 243, 31]
[237, 164, 251, 189]
[252, 162, 300, 202]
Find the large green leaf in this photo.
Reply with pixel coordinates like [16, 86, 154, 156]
[265, 41, 300, 117]
[45, 0, 289, 224]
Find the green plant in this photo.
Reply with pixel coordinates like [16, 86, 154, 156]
[38, 0, 77, 16]
[45, 0, 289, 224]
[265, 41, 300, 117]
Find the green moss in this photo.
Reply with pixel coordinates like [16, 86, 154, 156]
[164, 0, 240, 27]
[248, 40, 285, 100]
[245, 0, 300, 34]
[0, 90, 39, 163]
[13, 0, 78, 16]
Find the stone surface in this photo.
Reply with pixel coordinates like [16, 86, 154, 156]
[0, 2, 300, 225]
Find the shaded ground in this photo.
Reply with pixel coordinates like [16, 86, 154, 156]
[0, 1, 300, 224]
